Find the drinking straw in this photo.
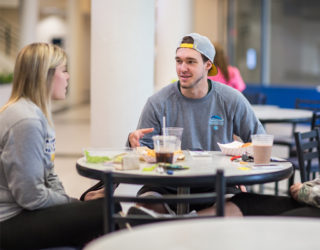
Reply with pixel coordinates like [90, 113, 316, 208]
[163, 116, 166, 135]
[162, 116, 166, 148]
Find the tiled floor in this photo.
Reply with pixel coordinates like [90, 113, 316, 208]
[53, 104, 305, 201]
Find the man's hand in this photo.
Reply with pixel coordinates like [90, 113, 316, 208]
[129, 128, 154, 148]
[290, 182, 303, 200]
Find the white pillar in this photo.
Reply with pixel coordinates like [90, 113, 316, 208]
[155, 0, 193, 90]
[19, 0, 39, 48]
[91, 0, 155, 147]
[66, 0, 89, 106]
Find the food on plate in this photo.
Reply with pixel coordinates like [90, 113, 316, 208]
[241, 142, 252, 148]
[217, 141, 253, 156]
[84, 150, 127, 164]
[136, 147, 185, 163]
[84, 150, 111, 163]
[112, 153, 127, 164]
[175, 150, 185, 160]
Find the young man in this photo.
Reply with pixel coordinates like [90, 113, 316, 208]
[129, 33, 264, 151]
[128, 33, 265, 214]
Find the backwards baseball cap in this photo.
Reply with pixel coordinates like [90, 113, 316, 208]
[177, 33, 217, 76]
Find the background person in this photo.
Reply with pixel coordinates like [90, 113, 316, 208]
[212, 179, 320, 218]
[208, 42, 246, 92]
[0, 43, 120, 249]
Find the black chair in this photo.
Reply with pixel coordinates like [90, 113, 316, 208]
[311, 111, 320, 130]
[294, 128, 320, 183]
[295, 99, 320, 112]
[273, 99, 320, 194]
[243, 92, 267, 105]
[102, 169, 225, 234]
[274, 99, 320, 157]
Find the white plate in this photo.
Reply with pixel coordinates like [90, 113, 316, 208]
[217, 141, 253, 156]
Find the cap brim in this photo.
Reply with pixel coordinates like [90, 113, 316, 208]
[208, 64, 218, 76]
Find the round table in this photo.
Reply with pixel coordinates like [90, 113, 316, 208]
[252, 105, 313, 124]
[77, 150, 292, 214]
[85, 217, 320, 250]
[76, 151, 293, 187]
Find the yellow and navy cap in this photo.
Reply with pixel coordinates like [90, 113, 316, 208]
[177, 33, 217, 76]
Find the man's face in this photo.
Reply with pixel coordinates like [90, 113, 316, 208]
[175, 48, 211, 90]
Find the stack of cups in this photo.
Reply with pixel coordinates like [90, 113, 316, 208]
[163, 127, 184, 150]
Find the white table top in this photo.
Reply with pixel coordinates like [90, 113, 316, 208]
[76, 151, 292, 186]
[252, 105, 313, 123]
[85, 217, 320, 250]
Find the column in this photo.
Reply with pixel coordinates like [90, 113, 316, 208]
[261, 0, 271, 85]
[66, 0, 90, 106]
[19, 0, 38, 48]
[91, 0, 155, 147]
[155, 0, 193, 90]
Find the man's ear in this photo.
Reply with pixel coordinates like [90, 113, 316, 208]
[206, 60, 212, 71]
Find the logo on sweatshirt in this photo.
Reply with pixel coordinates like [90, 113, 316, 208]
[44, 137, 56, 162]
[209, 115, 224, 130]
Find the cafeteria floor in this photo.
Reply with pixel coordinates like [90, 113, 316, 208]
[53, 103, 306, 207]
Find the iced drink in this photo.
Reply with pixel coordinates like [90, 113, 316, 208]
[251, 134, 274, 164]
[152, 135, 178, 164]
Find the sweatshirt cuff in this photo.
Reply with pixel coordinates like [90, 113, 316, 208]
[297, 183, 312, 203]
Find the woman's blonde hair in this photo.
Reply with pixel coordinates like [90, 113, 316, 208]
[0, 43, 67, 125]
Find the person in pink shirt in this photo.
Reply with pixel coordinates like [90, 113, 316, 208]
[208, 43, 246, 92]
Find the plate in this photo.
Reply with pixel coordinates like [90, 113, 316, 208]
[83, 148, 130, 163]
[217, 141, 253, 156]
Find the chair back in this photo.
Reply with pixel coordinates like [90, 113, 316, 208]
[294, 128, 320, 182]
[295, 99, 320, 111]
[102, 169, 225, 234]
[243, 92, 267, 105]
[311, 111, 320, 130]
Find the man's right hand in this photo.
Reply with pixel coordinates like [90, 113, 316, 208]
[129, 128, 154, 148]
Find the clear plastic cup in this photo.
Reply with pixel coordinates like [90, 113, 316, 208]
[152, 135, 178, 164]
[251, 134, 274, 164]
[162, 127, 184, 150]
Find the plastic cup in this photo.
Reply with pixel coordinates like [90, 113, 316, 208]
[162, 127, 184, 150]
[251, 134, 274, 164]
[152, 135, 178, 164]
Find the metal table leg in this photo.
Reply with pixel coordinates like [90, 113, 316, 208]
[176, 187, 190, 215]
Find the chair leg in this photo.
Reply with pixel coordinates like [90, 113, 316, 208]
[103, 172, 114, 234]
[258, 184, 264, 194]
[274, 182, 279, 196]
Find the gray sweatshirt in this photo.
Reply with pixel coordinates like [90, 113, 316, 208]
[135, 80, 265, 150]
[298, 177, 320, 208]
[0, 98, 73, 222]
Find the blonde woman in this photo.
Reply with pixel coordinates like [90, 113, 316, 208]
[0, 43, 119, 249]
